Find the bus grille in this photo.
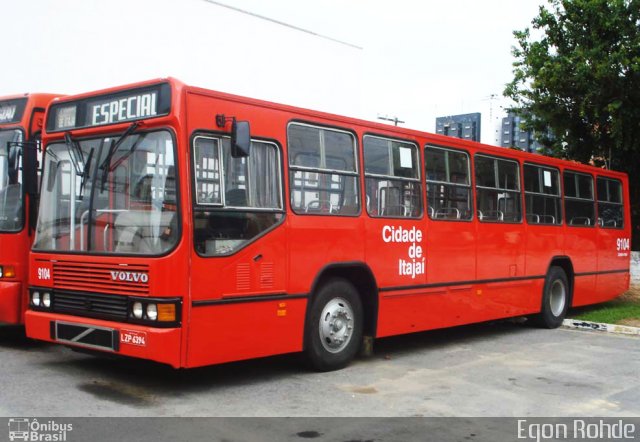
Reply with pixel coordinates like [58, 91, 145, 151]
[52, 260, 149, 295]
[53, 291, 129, 321]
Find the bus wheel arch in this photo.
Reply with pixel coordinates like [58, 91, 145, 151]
[304, 263, 379, 370]
[533, 258, 574, 328]
[547, 256, 574, 307]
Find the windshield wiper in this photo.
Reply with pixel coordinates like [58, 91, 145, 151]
[64, 132, 84, 176]
[63, 132, 91, 199]
[79, 148, 95, 196]
[99, 122, 139, 190]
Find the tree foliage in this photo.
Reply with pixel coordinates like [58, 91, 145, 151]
[505, 0, 640, 248]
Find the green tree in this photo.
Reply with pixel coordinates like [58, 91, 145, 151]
[505, 0, 640, 249]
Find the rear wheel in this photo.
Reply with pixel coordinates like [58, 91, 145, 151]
[532, 266, 569, 328]
[304, 278, 363, 371]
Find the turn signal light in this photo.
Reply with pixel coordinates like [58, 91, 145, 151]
[157, 304, 176, 322]
[0, 266, 16, 278]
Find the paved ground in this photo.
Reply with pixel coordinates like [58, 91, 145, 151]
[0, 321, 638, 417]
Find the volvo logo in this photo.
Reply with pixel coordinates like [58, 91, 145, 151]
[110, 271, 149, 283]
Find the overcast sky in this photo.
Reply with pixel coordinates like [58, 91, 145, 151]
[4, 0, 544, 144]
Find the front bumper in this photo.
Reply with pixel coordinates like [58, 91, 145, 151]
[0, 282, 22, 324]
[25, 310, 182, 367]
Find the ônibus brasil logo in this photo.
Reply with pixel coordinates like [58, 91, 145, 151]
[110, 271, 149, 283]
[8, 418, 73, 441]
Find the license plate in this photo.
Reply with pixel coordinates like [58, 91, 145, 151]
[120, 329, 147, 347]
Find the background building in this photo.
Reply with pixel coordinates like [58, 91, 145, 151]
[501, 112, 547, 153]
[435, 113, 481, 142]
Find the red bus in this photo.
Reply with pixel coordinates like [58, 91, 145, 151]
[25, 78, 631, 370]
[0, 93, 61, 325]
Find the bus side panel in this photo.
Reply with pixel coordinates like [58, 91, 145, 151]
[426, 220, 475, 285]
[524, 225, 564, 277]
[365, 218, 426, 291]
[572, 275, 599, 307]
[475, 223, 533, 313]
[286, 215, 365, 293]
[376, 279, 545, 337]
[595, 226, 632, 302]
[0, 230, 29, 324]
[186, 299, 307, 368]
[594, 174, 632, 302]
[0, 282, 22, 324]
[476, 223, 525, 281]
[187, 225, 296, 367]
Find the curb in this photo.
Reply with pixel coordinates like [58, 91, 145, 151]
[563, 318, 640, 336]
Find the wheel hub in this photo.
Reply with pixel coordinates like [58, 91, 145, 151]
[319, 298, 354, 353]
[550, 279, 566, 317]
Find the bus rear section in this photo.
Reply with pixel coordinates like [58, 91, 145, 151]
[0, 93, 61, 325]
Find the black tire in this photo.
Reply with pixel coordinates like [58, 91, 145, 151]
[532, 266, 570, 328]
[304, 278, 363, 371]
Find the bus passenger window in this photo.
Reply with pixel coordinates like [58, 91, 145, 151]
[474, 155, 521, 223]
[563, 171, 595, 227]
[524, 164, 562, 225]
[425, 146, 472, 220]
[364, 135, 422, 218]
[596, 177, 624, 228]
[288, 123, 359, 216]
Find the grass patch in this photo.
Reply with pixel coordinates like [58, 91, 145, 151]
[570, 290, 640, 325]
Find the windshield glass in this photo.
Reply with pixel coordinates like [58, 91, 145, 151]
[33, 130, 178, 255]
[0, 129, 24, 232]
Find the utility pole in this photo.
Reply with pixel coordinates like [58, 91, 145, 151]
[377, 115, 405, 126]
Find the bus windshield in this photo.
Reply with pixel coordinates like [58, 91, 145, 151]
[0, 129, 24, 232]
[33, 130, 178, 255]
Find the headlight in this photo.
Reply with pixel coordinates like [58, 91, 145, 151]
[132, 302, 143, 319]
[31, 291, 41, 306]
[0, 266, 3, 278]
[146, 304, 158, 321]
[42, 292, 51, 308]
[128, 297, 180, 325]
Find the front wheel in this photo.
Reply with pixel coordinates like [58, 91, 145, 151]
[532, 266, 570, 328]
[304, 278, 363, 371]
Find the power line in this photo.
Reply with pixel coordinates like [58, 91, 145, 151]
[202, 0, 363, 50]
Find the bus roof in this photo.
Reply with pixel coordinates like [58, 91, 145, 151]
[45, 77, 627, 180]
[0, 93, 64, 128]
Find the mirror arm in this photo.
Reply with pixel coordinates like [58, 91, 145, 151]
[215, 114, 235, 128]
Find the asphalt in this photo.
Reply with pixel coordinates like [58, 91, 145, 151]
[0, 320, 638, 418]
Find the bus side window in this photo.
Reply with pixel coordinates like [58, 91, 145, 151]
[363, 135, 422, 218]
[288, 123, 359, 216]
[564, 171, 595, 227]
[524, 164, 562, 225]
[192, 136, 284, 256]
[596, 176, 624, 229]
[425, 146, 472, 221]
[474, 154, 521, 223]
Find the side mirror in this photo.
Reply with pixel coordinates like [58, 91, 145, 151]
[230, 120, 251, 158]
[6, 142, 17, 184]
[22, 142, 38, 196]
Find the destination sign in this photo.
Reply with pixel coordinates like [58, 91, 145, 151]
[0, 98, 27, 125]
[88, 91, 158, 125]
[46, 83, 171, 132]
